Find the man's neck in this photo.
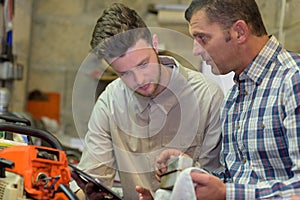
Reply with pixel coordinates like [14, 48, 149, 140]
[235, 35, 270, 75]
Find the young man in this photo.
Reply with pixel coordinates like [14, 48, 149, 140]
[154, 0, 300, 199]
[71, 3, 224, 200]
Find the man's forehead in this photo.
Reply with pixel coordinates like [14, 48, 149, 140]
[107, 39, 152, 64]
[189, 9, 212, 27]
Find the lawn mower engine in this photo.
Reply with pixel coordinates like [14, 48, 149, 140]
[0, 145, 72, 200]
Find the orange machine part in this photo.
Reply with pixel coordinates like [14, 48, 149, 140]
[0, 145, 71, 200]
[26, 92, 60, 123]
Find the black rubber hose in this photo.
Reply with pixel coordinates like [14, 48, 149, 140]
[0, 123, 63, 150]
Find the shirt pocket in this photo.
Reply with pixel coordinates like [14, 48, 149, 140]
[248, 118, 289, 171]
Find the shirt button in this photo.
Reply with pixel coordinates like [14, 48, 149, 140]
[243, 157, 247, 164]
[237, 125, 240, 129]
[245, 91, 248, 95]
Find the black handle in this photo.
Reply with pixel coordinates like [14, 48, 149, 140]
[0, 114, 31, 126]
[55, 184, 80, 200]
[0, 158, 14, 178]
[0, 123, 63, 150]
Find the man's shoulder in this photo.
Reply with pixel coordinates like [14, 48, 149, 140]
[96, 79, 136, 112]
[182, 66, 223, 92]
[100, 78, 128, 98]
[105, 78, 123, 89]
[173, 67, 225, 105]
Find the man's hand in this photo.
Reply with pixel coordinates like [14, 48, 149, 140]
[135, 186, 153, 200]
[190, 172, 226, 200]
[71, 171, 108, 200]
[155, 149, 189, 181]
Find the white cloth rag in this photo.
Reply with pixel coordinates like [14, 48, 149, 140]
[155, 167, 209, 200]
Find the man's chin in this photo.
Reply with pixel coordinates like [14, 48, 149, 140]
[203, 61, 222, 75]
[133, 88, 152, 97]
[136, 91, 153, 97]
[211, 64, 228, 75]
[211, 68, 222, 75]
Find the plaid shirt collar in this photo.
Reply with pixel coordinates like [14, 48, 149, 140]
[234, 36, 282, 86]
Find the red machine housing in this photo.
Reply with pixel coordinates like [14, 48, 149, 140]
[0, 145, 71, 199]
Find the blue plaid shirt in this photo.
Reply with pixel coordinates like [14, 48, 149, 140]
[221, 36, 300, 199]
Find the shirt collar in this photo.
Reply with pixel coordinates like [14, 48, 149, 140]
[237, 36, 282, 85]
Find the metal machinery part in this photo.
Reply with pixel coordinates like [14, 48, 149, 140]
[0, 88, 9, 113]
[0, 123, 79, 200]
[159, 155, 193, 190]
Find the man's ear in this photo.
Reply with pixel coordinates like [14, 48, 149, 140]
[233, 20, 248, 43]
[152, 34, 159, 53]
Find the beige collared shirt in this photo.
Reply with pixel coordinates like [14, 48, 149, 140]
[75, 56, 224, 199]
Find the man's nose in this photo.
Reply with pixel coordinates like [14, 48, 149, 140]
[133, 70, 144, 85]
[193, 39, 205, 57]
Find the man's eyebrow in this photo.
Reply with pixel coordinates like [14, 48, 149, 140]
[125, 57, 150, 73]
[118, 57, 151, 74]
[192, 31, 205, 37]
[136, 57, 150, 67]
[114, 69, 126, 74]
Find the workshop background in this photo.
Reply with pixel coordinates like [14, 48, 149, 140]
[1, 0, 300, 149]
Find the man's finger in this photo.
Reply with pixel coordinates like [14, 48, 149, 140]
[85, 182, 95, 195]
[190, 172, 210, 185]
[71, 171, 87, 190]
[85, 182, 107, 200]
[135, 186, 153, 200]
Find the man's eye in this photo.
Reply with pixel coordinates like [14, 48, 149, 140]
[196, 35, 207, 44]
[119, 71, 131, 77]
[140, 63, 148, 68]
[123, 71, 132, 77]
